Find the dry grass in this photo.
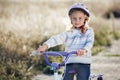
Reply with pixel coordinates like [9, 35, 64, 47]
[0, 0, 120, 79]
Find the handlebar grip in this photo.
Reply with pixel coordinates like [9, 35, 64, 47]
[30, 51, 39, 56]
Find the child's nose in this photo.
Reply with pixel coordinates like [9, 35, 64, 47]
[75, 19, 80, 23]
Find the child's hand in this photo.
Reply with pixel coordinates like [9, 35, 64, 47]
[37, 44, 48, 53]
[77, 49, 87, 56]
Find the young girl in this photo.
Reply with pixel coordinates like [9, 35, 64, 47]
[37, 3, 94, 80]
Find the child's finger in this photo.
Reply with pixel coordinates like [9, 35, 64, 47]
[77, 50, 81, 56]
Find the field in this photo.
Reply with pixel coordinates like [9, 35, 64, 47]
[0, 0, 120, 80]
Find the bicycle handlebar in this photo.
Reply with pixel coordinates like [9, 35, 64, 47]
[42, 51, 77, 68]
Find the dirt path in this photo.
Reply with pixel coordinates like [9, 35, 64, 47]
[31, 40, 120, 80]
[91, 39, 120, 80]
[91, 56, 120, 80]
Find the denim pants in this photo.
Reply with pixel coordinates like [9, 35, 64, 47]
[62, 63, 90, 80]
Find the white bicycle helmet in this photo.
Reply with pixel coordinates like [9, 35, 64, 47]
[68, 3, 90, 17]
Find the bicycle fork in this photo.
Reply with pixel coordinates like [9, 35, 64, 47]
[53, 69, 60, 80]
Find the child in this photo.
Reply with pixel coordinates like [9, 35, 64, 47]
[37, 3, 94, 80]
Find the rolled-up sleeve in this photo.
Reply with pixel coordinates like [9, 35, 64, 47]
[44, 31, 67, 48]
[84, 29, 94, 52]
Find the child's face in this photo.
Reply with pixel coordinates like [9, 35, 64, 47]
[69, 11, 86, 28]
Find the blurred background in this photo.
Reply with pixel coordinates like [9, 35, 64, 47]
[0, 0, 120, 80]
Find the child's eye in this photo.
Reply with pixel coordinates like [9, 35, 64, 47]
[72, 18, 77, 21]
[79, 17, 83, 20]
[71, 17, 83, 21]
[73, 18, 76, 20]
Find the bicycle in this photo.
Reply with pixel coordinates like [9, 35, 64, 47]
[31, 51, 103, 80]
